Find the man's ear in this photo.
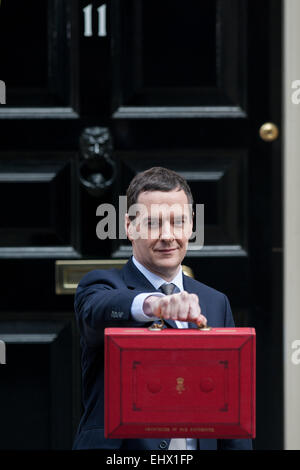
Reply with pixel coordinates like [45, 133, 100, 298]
[125, 213, 132, 241]
[186, 210, 195, 241]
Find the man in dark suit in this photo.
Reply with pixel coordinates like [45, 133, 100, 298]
[73, 167, 252, 450]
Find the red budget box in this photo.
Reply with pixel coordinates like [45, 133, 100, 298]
[104, 327, 255, 439]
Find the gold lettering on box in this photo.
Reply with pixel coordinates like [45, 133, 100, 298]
[145, 427, 170, 432]
[189, 427, 215, 432]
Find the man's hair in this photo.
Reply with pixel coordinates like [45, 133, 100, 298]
[126, 167, 193, 211]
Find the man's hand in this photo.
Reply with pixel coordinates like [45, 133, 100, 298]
[143, 291, 207, 327]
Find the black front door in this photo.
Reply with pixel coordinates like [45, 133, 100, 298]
[0, 0, 282, 450]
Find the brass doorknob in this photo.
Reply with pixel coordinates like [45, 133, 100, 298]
[259, 122, 279, 142]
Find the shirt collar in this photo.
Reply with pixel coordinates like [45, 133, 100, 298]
[132, 256, 183, 292]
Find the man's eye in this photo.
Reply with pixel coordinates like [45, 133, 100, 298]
[148, 220, 159, 227]
[174, 219, 184, 226]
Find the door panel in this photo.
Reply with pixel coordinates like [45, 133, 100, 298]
[112, 0, 247, 116]
[0, 320, 73, 450]
[0, 154, 77, 251]
[112, 149, 248, 263]
[0, 0, 76, 112]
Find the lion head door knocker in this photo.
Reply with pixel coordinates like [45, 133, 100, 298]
[78, 127, 116, 197]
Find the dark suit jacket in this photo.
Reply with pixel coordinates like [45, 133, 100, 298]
[72, 257, 252, 451]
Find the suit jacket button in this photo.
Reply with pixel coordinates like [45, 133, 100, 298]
[159, 440, 168, 449]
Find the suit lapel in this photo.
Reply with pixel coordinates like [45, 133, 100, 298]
[121, 257, 159, 291]
[121, 258, 178, 329]
[183, 273, 207, 321]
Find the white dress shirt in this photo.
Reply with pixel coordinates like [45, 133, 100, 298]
[131, 256, 188, 328]
[130, 256, 197, 450]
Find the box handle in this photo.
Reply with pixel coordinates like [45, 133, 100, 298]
[148, 317, 211, 332]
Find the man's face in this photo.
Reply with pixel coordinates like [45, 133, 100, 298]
[125, 189, 193, 279]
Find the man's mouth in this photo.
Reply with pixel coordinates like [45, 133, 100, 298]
[156, 247, 178, 253]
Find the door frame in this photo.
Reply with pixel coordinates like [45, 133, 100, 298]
[283, 0, 300, 451]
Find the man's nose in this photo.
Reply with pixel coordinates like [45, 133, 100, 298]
[160, 221, 174, 241]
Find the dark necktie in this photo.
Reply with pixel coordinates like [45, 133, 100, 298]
[159, 283, 176, 295]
